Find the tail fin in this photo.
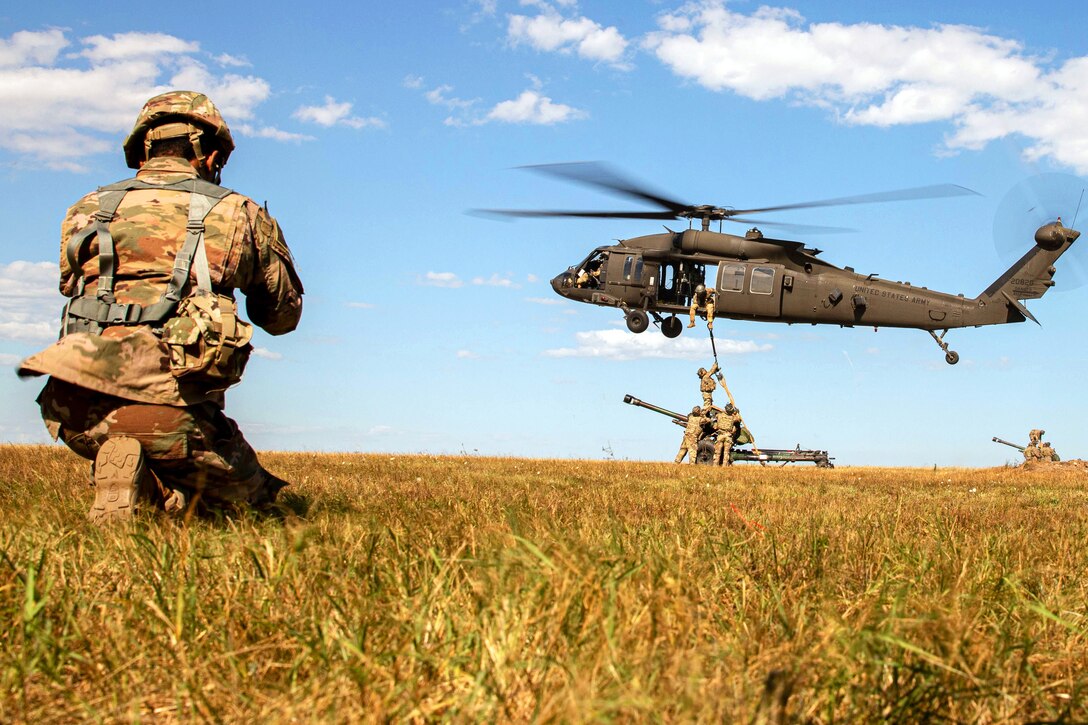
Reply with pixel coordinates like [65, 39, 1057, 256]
[980, 222, 1079, 323]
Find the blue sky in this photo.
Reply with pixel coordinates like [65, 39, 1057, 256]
[1, 1, 1086, 466]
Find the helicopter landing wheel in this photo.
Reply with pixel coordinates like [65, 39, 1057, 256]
[928, 329, 959, 365]
[661, 316, 683, 338]
[625, 309, 650, 334]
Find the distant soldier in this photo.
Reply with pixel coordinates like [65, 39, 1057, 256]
[675, 406, 707, 464]
[688, 284, 716, 329]
[713, 403, 742, 465]
[1023, 429, 1045, 463]
[697, 362, 720, 408]
[1039, 440, 1060, 462]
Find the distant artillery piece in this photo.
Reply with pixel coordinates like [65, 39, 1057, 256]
[624, 394, 834, 467]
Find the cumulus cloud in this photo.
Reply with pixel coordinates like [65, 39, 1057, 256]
[544, 328, 772, 361]
[642, 2, 1088, 172]
[293, 96, 387, 130]
[525, 296, 566, 305]
[486, 89, 587, 125]
[0, 261, 62, 344]
[456, 349, 480, 359]
[472, 273, 519, 288]
[508, 4, 630, 67]
[418, 79, 585, 127]
[419, 271, 464, 288]
[0, 28, 373, 170]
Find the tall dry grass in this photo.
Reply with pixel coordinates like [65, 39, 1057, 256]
[1, 444, 1085, 722]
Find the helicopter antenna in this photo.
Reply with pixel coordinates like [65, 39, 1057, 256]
[1072, 187, 1085, 229]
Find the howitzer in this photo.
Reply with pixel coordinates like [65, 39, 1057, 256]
[992, 436, 1025, 452]
[623, 394, 834, 467]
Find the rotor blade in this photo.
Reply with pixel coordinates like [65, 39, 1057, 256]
[728, 184, 980, 216]
[519, 162, 691, 214]
[475, 208, 679, 220]
[725, 216, 856, 235]
[993, 172, 1087, 290]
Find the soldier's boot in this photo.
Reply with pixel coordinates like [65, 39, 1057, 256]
[88, 437, 150, 524]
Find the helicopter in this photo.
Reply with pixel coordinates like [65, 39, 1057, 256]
[486, 163, 1080, 364]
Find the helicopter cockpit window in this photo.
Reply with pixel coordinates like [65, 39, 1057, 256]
[751, 266, 775, 295]
[623, 255, 643, 282]
[718, 263, 745, 293]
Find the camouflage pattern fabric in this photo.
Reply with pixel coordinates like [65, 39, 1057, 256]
[38, 378, 284, 507]
[17, 153, 301, 508]
[674, 412, 706, 464]
[699, 363, 720, 408]
[713, 409, 742, 465]
[688, 289, 716, 328]
[19, 157, 303, 406]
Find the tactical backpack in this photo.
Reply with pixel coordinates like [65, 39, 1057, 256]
[61, 177, 253, 386]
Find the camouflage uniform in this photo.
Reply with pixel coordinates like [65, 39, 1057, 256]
[674, 407, 706, 464]
[698, 363, 720, 408]
[688, 285, 716, 329]
[713, 408, 742, 465]
[1023, 429, 1045, 463]
[18, 91, 303, 512]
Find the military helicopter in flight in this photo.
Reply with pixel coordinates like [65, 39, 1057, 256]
[486, 163, 1080, 364]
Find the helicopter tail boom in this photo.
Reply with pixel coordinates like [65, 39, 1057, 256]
[979, 221, 1079, 309]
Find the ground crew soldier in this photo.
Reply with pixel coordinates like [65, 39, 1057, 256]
[687, 284, 716, 329]
[1038, 440, 1060, 462]
[713, 403, 742, 465]
[697, 362, 720, 408]
[17, 90, 304, 523]
[675, 406, 707, 464]
[1023, 429, 1045, 463]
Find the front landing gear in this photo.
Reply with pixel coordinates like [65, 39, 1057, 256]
[928, 329, 959, 365]
[625, 309, 649, 333]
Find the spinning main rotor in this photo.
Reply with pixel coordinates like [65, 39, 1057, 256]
[485, 162, 978, 233]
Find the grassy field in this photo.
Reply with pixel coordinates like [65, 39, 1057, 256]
[1, 444, 1086, 723]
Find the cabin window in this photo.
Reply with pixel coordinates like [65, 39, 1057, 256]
[718, 263, 745, 292]
[623, 255, 643, 282]
[751, 266, 775, 295]
[662, 264, 675, 291]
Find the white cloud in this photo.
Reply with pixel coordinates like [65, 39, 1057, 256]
[525, 296, 565, 305]
[294, 96, 387, 130]
[472, 273, 519, 288]
[251, 347, 283, 361]
[642, 2, 1088, 173]
[236, 124, 314, 142]
[485, 89, 587, 125]
[0, 28, 360, 170]
[0, 29, 67, 67]
[0, 261, 63, 344]
[419, 271, 464, 288]
[508, 5, 629, 66]
[215, 53, 251, 68]
[543, 328, 772, 361]
[456, 349, 480, 359]
[346, 301, 376, 309]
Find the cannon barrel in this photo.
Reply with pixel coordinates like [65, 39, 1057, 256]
[992, 436, 1026, 452]
[623, 394, 687, 422]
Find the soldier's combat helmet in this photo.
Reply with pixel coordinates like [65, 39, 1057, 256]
[123, 91, 235, 170]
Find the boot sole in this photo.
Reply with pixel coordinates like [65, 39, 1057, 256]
[88, 437, 145, 524]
